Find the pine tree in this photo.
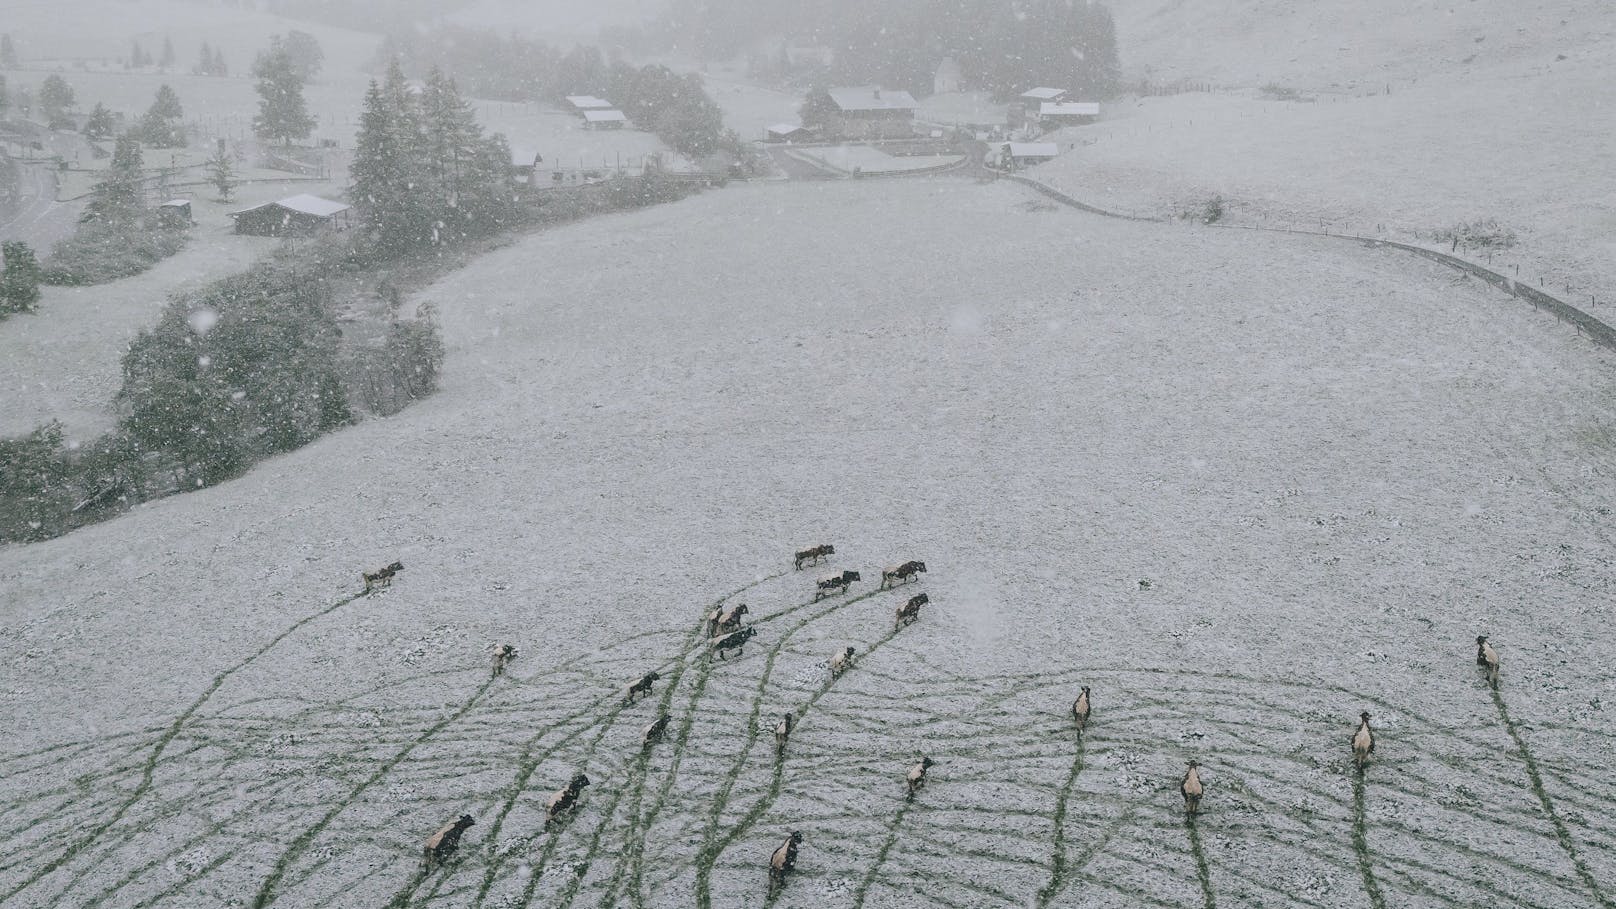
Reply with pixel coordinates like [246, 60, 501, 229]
[140, 84, 186, 147]
[0, 74, 8, 117]
[83, 102, 115, 139]
[130, 40, 147, 69]
[281, 30, 324, 81]
[798, 84, 836, 131]
[198, 41, 213, 75]
[350, 78, 426, 253]
[39, 75, 75, 123]
[160, 36, 176, 71]
[212, 48, 228, 78]
[0, 241, 42, 316]
[252, 49, 315, 146]
[205, 145, 236, 201]
[419, 68, 483, 240]
[0, 34, 18, 69]
[84, 136, 145, 225]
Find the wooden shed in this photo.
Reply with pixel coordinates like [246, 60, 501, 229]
[229, 194, 352, 237]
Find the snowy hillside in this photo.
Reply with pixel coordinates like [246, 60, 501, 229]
[2, 179, 1613, 908]
[1109, 0, 1614, 86]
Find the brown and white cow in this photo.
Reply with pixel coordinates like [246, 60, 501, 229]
[829, 646, 856, 676]
[768, 831, 804, 887]
[545, 774, 591, 828]
[422, 814, 474, 870]
[716, 604, 750, 634]
[880, 560, 927, 589]
[907, 756, 937, 799]
[1476, 635, 1500, 688]
[362, 561, 404, 594]
[794, 544, 834, 570]
[1181, 761, 1204, 815]
[1351, 712, 1375, 769]
[491, 644, 517, 677]
[1071, 686, 1091, 733]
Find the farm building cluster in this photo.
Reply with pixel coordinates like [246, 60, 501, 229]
[564, 95, 628, 129]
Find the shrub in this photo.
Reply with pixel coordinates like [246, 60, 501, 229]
[1433, 219, 1518, 251]
[41, 220, 188, 286]
[0, 422, 74, 543]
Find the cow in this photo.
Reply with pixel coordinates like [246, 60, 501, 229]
[1181, 761, 1204, 815]
[907, 756, 936, 799]
[1476, 635, 1500, 688]
[794, 544, 834, 570]
[705, 606, 725, 638]
[880, 560, 927, 589]
[717, 604, 750, 634]
[362, 561, 404, 593]
[768, 831, 804, 888]
[545, 774, 591, 828]
[1071, 686, 1091, 733]
[814, 570, 861, 601]
[713, 626, 756, 660]
[895, 593, 928, 630]
[643, 713, 672, 749]
[625, 670, 661, 704]
[1351, 712, 1375, 770]
[775, 713, 794, 757]
[491, 644, 517, 677]
[829, 646, 856, 677]
[422, 814, 474, 870]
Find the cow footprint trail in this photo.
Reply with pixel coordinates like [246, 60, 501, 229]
[694, 584, 910, 908]
[1490, 686, 1615, 909]
[468, 574, 785, 909]
[0, 588, 369, 907]
[1034, 734, 1088, 909]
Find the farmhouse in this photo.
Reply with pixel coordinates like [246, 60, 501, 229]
[826, 86, 919, 139]
[583, 110, 628, 129]
[933, 57, 963, 94]
[1040, 102, 1101, 125]
[229, 194, 352, 237]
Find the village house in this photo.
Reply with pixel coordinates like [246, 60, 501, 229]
[583, 109, 628, 129]
[826, 87, 919, 140]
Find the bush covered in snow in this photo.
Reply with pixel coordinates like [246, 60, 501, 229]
[1433, 218, 1519, 250]
[40, 220, 188, 286]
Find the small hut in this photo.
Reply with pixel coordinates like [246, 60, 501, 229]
[157, 199, 193, 228]
[229, 194, 351, 237]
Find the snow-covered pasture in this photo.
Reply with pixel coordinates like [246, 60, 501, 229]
[2, 179, 1614, 908]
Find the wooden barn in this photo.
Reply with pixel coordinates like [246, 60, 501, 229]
[229, 194, 352, 237]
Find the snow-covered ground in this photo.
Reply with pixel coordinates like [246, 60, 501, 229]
[3, 178, 1613, 908]
[0, 179, 336, 440]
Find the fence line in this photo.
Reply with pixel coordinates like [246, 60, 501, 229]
[1000, 173, 1616, 354]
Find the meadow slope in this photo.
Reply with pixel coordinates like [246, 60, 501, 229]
[1, 178, 1614, 908]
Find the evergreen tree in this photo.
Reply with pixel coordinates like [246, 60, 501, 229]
[419, 68, 482, 239]
[252, 49, 315, 146]
[130, 40, 147, 69]
[0, 34, 17, 69]
[0, 74, 8, 117]
[280, 30, 324, 81]
[139, 84, 186, 147]
[212, 47, 228, 78]
[160, 36, 176, 71]
[350, 78, 424, 253]
[82, 102, 115, 139]
[205, 144, 236, 201]
[0, 241, 42, 315]
[0, 423, 72, 543]
[198, 41, 213, 75]
[798, 84, 836, 131]
[39, 75, 75, 122]
[83, 136, 145, 225]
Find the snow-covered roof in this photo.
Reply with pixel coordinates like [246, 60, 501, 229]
[1006, 142, 1059, 158]
[565, 95, 612, 109]
[1041, 102, 1101, 117]
[583, 109, 627, 123]
[1020, 87, 1067, 101]
[828, 87, 918, 112]
[767, 122, 807, 136]
[230, 194, 350, 219]
[159, 199, 191, 207]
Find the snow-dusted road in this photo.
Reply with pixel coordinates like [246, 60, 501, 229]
[2, 179, 1613, 908]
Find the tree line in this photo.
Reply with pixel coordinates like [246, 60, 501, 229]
[373, 28, 734, 161]
[616, 0, 1122, 99]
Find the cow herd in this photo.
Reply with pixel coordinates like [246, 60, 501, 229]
[374, 543, 941, 892]
[365, 551, 1506, 894]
